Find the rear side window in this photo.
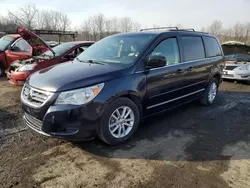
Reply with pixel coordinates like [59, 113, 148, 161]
[180, 36, 205, 62]
[203, 36, 222, 57]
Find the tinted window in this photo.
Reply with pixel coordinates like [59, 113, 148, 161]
[181, 36, 205, 61]
[0, 36, 15, 51]
[77, 34, 156, 65]
[203, 36, 222, 57]
[13, 39, 30, 52]
[150, 38, 180, 66]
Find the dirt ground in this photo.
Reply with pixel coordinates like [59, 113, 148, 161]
[0, 78, 250, 188]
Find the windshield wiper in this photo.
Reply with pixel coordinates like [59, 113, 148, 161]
[76, 57, 85, 63]
[76, 58, 107, 65]
[88, 60, 107, 65]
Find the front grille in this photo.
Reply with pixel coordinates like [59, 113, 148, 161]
[21, 84, 52, 107]
[24, 113, 43, 131]
[223, 74, 234, 78]
[224, 66, 238, 70]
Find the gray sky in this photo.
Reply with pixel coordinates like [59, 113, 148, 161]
[0, 0, 249, 30]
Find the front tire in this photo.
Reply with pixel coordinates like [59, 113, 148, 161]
[97, 97, 140, 145]
[200, 78, 219, 105]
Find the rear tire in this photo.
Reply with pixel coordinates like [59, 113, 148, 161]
[97, 97, 140, 145]
[200, 78, 219, 106]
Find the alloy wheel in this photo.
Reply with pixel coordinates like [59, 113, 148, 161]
[108, 106, 135, 138]
[208, 82, 217, 103]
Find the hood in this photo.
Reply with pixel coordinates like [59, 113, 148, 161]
[17, 27, 56, 56]
[222, 42, 250, 56]
[27, 60, 128, 92]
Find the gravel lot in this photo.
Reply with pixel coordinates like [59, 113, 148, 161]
[0, 78, 250, 188]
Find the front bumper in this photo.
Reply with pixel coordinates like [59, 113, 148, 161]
[22, 100, 105, 141]
[222, 70, 250, 80]
[7, 71, 30, 86]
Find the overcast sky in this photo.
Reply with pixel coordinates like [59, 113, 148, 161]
[0, 0, 249, 30]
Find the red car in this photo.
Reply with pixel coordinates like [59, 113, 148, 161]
[0, 28, 49, 77]
[7, 39, 94, 86]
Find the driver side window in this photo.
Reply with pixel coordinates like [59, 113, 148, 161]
[150, 38, 180, 66]
[12, 39, 30, 52]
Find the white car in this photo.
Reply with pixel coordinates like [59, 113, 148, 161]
[222, 41, 250, 82]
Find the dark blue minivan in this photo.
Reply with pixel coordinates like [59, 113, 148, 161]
[21, 27, 224, 145]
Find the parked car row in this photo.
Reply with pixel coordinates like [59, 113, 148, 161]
[0, 28, 94, 85]
[7, 41, 94, 86]
[18, 27, 225, 145]
[0, 28, 49, 77]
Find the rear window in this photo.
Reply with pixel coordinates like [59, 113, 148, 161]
[203, 36, 222, 57]
[180, 36, 205, 62]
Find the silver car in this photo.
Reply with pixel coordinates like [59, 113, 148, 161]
[223, 60, 250, 81]
[222, 41, 250, 81]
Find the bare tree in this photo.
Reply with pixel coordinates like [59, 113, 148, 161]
[60, 14, 71, 31]
[80, 20, 92, 40]
[37, 10, 71, 31]
[110, 18, 119, 32]
[232, 23, 247, 42]
[8, 4, 38, 29]
[207, 20, 223, 35]
[132, 21, 141, 32]
[119, 17, 134, 32]
[93, 13, 106, 39]
[105, 19, 112, 35]
[245, 23, 250, 44]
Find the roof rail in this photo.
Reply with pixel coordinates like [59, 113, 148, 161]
[140, 27, 179, 31]
[178, 28, 195, 31]
[140, 27, 197, 32]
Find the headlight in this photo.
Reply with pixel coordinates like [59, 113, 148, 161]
[238, 65, 250, 70]
[55, 83, 104, 105]
[18, 64, 36, 72]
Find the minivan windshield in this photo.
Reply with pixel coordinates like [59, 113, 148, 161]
[0, 36, 15, 51]
[43, 43, 75, 57]
[77, 34, 156, 65]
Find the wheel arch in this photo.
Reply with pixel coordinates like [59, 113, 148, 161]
[104, 91, 144, 118]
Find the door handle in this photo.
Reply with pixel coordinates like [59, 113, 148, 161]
[176, 69, 185, 74]
[186, 67, 193, 72]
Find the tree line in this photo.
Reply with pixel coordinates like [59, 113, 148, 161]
[202, 20, 250, 44]
[0, 4, 249, 44]
[0, 4, 141, 41]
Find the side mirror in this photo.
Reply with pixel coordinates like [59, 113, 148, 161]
[146, 56, 166, 69]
